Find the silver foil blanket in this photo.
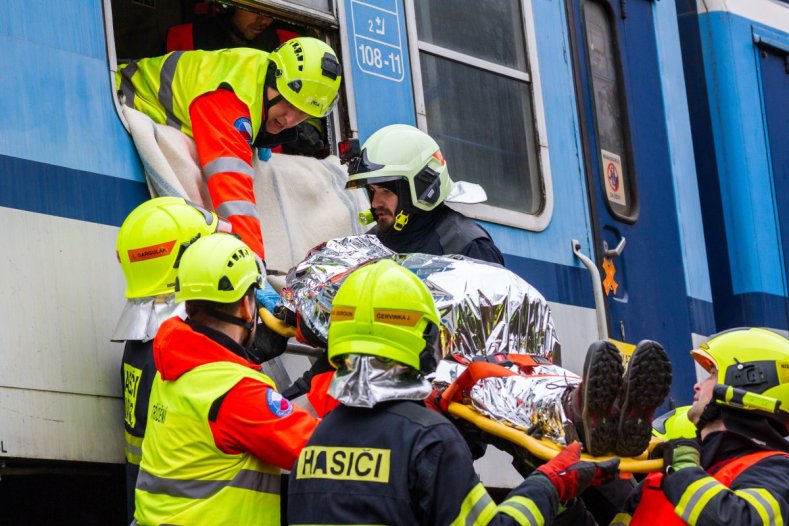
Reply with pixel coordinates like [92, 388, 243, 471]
[433, 360, 582, 445]
[282, 235, 574, 443]
[282, 235, 560, 362]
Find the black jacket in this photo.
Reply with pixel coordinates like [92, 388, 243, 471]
[373, 204, 505, 265]
[287, 401, 558, 525]
[621, 429, 789, 525]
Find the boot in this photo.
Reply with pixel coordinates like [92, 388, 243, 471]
[614, 340, 672, 457]
[564, 341, 624, 456]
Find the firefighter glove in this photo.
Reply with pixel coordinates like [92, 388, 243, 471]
[655, 438, 701, 473]
[281, 121, 326, 158]
[535, 441, 620, 502]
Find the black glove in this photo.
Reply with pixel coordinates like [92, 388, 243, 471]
[281, 352, 334, 401]
[251, 320, 289, 362]
[651, 438, 701, 473]
[280, 121, 327, 158]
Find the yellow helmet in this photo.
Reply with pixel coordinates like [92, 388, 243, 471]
[174, 233, 263, 304]
[345, 124, 455, 216]
[691, 327, 789, 430]
[327, 259, 441, 373]
[652, 406, 697, 441]
[116, 197, 229, 298]
[267, 37, 342, 118]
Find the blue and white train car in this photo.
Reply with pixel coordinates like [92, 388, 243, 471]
[0, 0, 738, 520]
[677, 0, 789, 334]
[345, 0, 712, 401]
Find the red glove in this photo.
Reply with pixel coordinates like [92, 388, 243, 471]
[535, 442, 620, 502]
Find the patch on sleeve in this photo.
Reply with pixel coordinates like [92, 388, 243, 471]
[233, 117, 254, 146]
[266, 389, 293, 418]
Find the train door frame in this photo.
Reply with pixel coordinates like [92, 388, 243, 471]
[754, 29, 789, 325]
[565, 0, 698, 402]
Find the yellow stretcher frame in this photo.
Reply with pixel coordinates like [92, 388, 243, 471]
[447, 402, 664, 474]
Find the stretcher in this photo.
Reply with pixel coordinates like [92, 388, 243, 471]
[439, 359, 664, 474]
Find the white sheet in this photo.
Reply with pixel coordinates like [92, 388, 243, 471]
[122, 106, 369, 273]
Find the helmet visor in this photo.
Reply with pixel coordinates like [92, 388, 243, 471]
[690, 348, 717, 373]
[346, 148, 386, 178]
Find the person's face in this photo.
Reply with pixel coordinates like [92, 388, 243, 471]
[687, 368, 718, 424]
[368, 184, 399, 232]
[264, 87, 309, 134]
[233, 9, 274, 40]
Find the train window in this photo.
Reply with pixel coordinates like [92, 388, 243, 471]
[108, 0, 346, 154]
[583, 0, 633, 218]
[281, 0, 332, 12]
[406, 0, 551, 230]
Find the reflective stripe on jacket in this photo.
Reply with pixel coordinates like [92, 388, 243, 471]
[117, 48, 268, 142]
[134, 361, 281, 525]
[628, 450, 788, 526]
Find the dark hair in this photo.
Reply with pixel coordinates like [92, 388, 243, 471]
[185, 287, 255, 318]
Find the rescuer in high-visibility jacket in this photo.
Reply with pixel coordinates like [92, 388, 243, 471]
[287, 259, 621, 526]
[612, 328, 789, 526]
[116, 37, 342, 260]
[133, 233, 318, 525]
[112, 196, 233, 523]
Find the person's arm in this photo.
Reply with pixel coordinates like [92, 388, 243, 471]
[412, 425, 559, 526]
[461, 237, 505, 266]
[661, 456, 789, 525]
[189, 89, 265, 258]
[209, 378, 318, 470]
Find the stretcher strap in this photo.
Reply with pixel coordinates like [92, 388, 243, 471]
[439, 361, 517, 412]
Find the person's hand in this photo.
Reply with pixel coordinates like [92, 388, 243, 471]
[534, 442, 620, 502]
[281, 121, 326, 157]
[653, 438, 701, 473]
[256, 279, 281, 315]
[251, 319, 289, 362]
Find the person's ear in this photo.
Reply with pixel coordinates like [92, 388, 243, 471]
[238, 292, 256, 322]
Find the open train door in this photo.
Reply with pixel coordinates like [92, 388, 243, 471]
[565, 0, 711, 404]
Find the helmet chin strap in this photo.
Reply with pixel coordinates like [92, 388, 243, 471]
[695, 403, 722, 438]
[263, 65, 285, 116]
[205, 308, 256, 346]
[393, 210, 410, 231]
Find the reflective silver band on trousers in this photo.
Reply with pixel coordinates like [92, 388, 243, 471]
[136, 468, 281, 499]
[217, 200, 261, 220]
[158, 50, 184, 129]
[204, 157, 255, 182]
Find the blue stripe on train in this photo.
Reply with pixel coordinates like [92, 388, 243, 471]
[508, 253, 716, 337]
[0, 151, 722, 335]
[504, 253, 596, 309]
[0, 154, 149, 227]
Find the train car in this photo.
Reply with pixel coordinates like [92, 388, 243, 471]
[1, 0, 758, 521]
[676, 0, 789, 334]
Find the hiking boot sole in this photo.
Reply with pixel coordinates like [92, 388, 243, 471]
[616, 340, 672, 457]
[580, 340, 624, 456]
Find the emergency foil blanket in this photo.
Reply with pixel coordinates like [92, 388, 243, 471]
[282, 235, 577, 443]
